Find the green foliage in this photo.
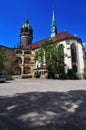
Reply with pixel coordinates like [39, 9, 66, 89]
[35, 40, 66, 79]
[67, 69, 78, 79]
[35, 48, 44, 62]
[83, 73, 86, 79]
[0, 48, 6, 74]
[34, 70, 41, 78]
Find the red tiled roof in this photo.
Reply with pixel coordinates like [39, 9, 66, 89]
[23, 37, 49, 50]
[52, 31, 75, 42]
[23, 31, 81, 50]
[32, 37, 49, 49]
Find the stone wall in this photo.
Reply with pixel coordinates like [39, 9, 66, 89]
[0, 45, 15, 75]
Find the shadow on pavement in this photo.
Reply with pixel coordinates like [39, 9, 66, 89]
[0, 90, 86, 130]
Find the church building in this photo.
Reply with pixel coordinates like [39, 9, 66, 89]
[0, 10, 86, 79]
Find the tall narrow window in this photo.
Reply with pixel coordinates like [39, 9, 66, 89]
[71, 43, 77, 62]
[71, 43, 77, 72]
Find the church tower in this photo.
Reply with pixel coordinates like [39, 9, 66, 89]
[20, 17, 33, 47]
[51, 9, 57, 38]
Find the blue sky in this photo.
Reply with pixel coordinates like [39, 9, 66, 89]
[0, 0, 86, 49]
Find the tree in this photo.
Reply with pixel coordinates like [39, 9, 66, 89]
[67, 69, 78, 79]
[0, 47, 6, 74]
[35, 47, 44, 68]
[35, 40, 66, 79]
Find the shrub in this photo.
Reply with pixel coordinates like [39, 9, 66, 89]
[83, 73, 86, 79]
[67, 69, 78, 79]
[34, 70, 41, 78]
[59, 73, 67, 79]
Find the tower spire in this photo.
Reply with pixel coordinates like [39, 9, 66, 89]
[51, 8, 57, 38]
[26, 16, 29, 24]
[52, 8, 55, 26]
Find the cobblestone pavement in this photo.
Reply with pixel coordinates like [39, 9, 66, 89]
[0, 79, 86, 130]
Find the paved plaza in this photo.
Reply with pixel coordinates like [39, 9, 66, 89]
[0, 79, 86, 130]
[0, 79, 86, 96]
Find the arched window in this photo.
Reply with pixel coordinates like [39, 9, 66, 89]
[24, 67, 31, 74]
[73, 65, 77, 73]
[24, 51, 31, 54]
[71, 43, 77, 72]
[16, 50, 22, 54]
[71, 44, 77, 63]
[15, 57, 22, 64]
[15, 67, 21, 75]
[24, 57, 31, 64]
[25, 27, 28, 32]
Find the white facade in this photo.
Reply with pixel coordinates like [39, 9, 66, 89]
[34, 38, 85, 79]
[59, 39, 85, 78]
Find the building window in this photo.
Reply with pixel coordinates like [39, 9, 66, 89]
[25, 27, 28, 32]
[71, 43, 77, 62]
[24, 67, 31, 74]
[15, 67, 21, 75]
[66, 40, 70, 45]
[71, 43, 77, 72]
[15, 57, 22, 64]
[67, 48, 70, 50]
[73, 64, 77, 73]
[24, 57, 31, 64]
[24, 51, 31, 54]
[68, 56, 71, 58]
[16, 50, 22, 54]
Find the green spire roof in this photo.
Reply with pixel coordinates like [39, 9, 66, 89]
[52, 9, 55, 26]
[51, 8, 57, 38]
